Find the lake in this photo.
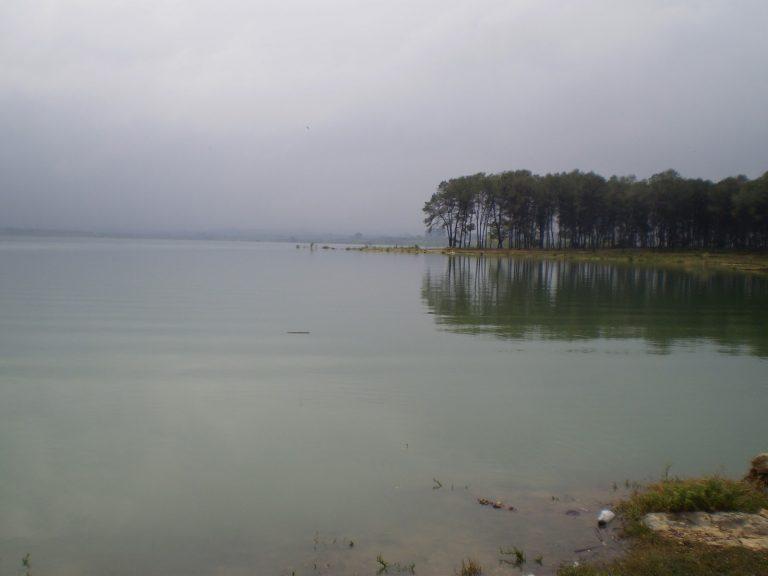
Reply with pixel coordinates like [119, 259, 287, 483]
[1, 238, 766, 575]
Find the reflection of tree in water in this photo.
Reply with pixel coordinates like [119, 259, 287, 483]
[421, 256, 768, 356]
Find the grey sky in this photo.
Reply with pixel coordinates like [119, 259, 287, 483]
[1, 1, 766, 234]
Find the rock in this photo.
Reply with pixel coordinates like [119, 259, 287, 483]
[642, 510, 768, 550]
[597, 509, 615, 527]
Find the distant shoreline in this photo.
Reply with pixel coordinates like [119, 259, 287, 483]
[351, 246, 768, 275]
[0, 228, 437, 246]
[3, 233, 766, 275]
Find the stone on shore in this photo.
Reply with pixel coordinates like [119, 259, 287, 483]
[642, 509, 768, 551]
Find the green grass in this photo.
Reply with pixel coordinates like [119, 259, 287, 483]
[557, 476, 768, 576]
[559, 543, 768, 576]
[622, 475, 768, 514]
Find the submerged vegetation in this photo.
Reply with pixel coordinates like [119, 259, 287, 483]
[498, 546, 526, 567]
[22, 553, 31, 576]
[423, 169, 768, 250]
[376, 554, 416, 574]
[458, 558, 482, 576]
[560, 476, 768, 576]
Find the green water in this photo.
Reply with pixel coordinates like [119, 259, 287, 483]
[0, 238, 766, 575]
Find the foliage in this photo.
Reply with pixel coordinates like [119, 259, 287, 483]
[619, 476, 768, 524]
[424, 169, 768, 250]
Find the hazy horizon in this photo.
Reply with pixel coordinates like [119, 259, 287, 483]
[0, 224, 431, 239]
[2, 1, 767, 235]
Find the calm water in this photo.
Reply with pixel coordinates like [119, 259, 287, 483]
[1, 238, 766, 575]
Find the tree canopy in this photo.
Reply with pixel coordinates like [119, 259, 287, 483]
[423, 170, 768, 249]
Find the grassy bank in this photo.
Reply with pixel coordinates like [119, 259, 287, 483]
[351, 246, 768, 275]
[559, 477, 768, 576]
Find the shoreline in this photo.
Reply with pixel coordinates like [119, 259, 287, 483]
[349, 246, 768, 275]
[559, 462, 768, 576]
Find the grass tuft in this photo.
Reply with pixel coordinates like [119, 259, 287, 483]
[499, 546, 525, 566]
[619, 476, 768, 530]
[458, 558, 482, 576]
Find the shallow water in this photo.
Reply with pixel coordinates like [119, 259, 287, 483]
[0, 238, 766, 575]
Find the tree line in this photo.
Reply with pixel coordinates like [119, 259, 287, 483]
[422, 169, 768, 249]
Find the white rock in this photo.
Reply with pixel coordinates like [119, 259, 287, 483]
[597, 509, 616, 527]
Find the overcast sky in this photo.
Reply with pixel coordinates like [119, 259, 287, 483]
[1, 1, 766, 234]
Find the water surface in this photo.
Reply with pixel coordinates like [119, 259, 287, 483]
[0, 238, 766, 575]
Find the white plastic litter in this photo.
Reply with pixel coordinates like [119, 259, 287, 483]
[597, 509, 616, 527]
